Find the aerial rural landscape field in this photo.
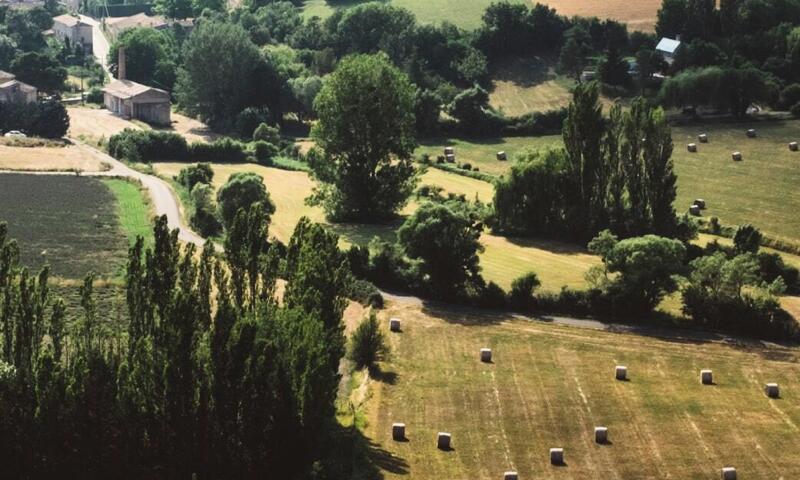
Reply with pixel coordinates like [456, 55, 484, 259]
[1, 0, 800, 477]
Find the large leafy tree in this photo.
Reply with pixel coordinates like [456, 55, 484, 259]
[309, 52, 418, 222]
[10, 52, 66, 93]
[216, 172, 274, 228]
[398, 201, 484, 297]
[108, 28, 178, 90]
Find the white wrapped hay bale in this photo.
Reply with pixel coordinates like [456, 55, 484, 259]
[445, 153, 456, 163]
[690, 205, 701, 216]
[480, 348, 493, 363]
[444, 146, 455, 155]
[389, 318, 401, 332]
[594, 426, 608, 443]
[550, 448, 564, 465]
[694, 198, 706, 209]
[437, 432, 451, 450]
[687, 143, 697, 152]
[790, 142, 798, 151]
[699, 133, 708, 143]
[732, 151, 743, 161]
[392, 423, 405, 440]
[615, 365, 627, 381]
[503, 472, 518, 480]
[746, 129, 756, 138]
[765, 383, 780, 398]
[721, 466, 737, 480]
[497, 151, 507, 161]
[701, 369, 713, 385]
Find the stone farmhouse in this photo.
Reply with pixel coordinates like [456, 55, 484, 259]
[0, 70, 37, 104]
[102, 48, 171, 126]
[52, 14, 93, 54]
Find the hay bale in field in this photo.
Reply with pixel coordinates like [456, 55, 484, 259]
[721, 466, 737, 480]
[445, 153, 456, 163]
[687, 143, 697, 152]
[615, 365, 627, 380]
[503, 472, 518, 480]
[699, 133, 708, 143]
[765, 383, 780, 398]
[444, 147, 455, 155]
[389, 318, 401, 332]
[689, 205, 701, 216]
[790, 142, 798, 151]
[594, 426, 608, 444]
[550, 448, 564, 465]
[732, 151, 742, 161]
[437, 432, 451, 450]
[392, 423, 405, 440]
[693, 198, 706, 209]
[497, 151, 507, 161]
[480, 348, 493, 362]
[701, 369, 713, 385]
[746, 129, 756, 138]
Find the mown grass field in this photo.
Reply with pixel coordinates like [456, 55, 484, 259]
[153, 162, 596, 291]
[301, 0, 658, 31]
[365, 300, 800, 479]
[0, 174, 128, 278]
[488, 56, 575, 117]
[420, 120, 800, 243]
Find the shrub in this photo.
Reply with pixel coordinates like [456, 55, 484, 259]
[733, 224, 762, 254]
[344, 278, 384, 308]
[189, 138, 248, 163]
[460, 162, 472, 170]
[348, 312, 386, 369]
[86, 87, 104, 104]
[216, 171, 273, 227]
[176, 163, 213, 190]
[477, 281, 507, 309]
[509, 271, 541, 311]
[235, 107, 271, 138]
[252, 140, 278, 165]
[107, 129, 189, 162]
[252, 122, 281, 144]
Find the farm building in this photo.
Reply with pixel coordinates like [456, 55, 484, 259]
[103, 13, 193, 41]
[103, 48, 170, 125]
[52, 14, 93, 54]
[656, 37, 682, 64]
[0, 71, 37, 104]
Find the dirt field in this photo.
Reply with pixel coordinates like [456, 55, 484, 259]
[365, 300, 800, 479]
[0, 144, 107, 171]
[158, 112, 219, 143]
[67, 106, 141, 141]
[538, 0, 660, 32]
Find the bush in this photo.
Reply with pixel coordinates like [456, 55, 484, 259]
[348, 312, 386, 369]
[252, 140, 278, 165]
[252, 122, 281, 144]
[189, 138, 248, 163]
[216, 171, 273, 227]
[460, 162, 472, 171]
[108, 129, 189, 162]
[509, 271, 541, 311]
[176, 163, 213, 190]
[0, 100, 70, 139]
[476, 281, 507, 309]
[235, 107, 271, 138]
[502, 108, 567, 136]
[86, 87, 104, 104]
[344, 278, 384, 308]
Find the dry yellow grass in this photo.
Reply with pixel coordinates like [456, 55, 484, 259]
[366, 300, 800, 479]
[67, 106, 141, 140]
[537, 0, 660, 32]
[0, 144, 106, 171]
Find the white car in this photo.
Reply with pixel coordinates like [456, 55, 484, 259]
[4, 130, 26, 138]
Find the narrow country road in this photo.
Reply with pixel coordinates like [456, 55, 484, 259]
[79, 14, 111, 77]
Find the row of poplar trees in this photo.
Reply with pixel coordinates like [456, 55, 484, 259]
[494, 82, 679, 241]
[0, 207, 351, 478]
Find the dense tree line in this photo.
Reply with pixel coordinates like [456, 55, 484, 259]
[0, 213, 357, 477]
[493, 83, 679, 241]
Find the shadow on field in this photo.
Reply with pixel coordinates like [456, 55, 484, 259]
[502, 235, 592, 256]
[327, 424, 410, 478]
[489, 55, 553, 88]
[418, 137, 507, 148]
[370, 367, 399, 385]
[420, 301, 509, 326]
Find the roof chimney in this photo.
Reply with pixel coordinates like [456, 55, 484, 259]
[118, 47, 126, 81]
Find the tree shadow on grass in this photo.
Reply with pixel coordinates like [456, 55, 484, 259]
[419, 299, 510, 326]
[489, 55, 555, 89]
[418, 136, 508, 148]
[370, 366, 398, 385]
[326, 424, 410, 478]
[498, 234, 594, 256]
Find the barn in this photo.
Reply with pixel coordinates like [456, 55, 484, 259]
[103, 80, 171, 126]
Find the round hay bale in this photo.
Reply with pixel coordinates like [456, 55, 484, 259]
[701, 369, 713, 385]
[699, 133, 708, 143]
[746, 129, 756, 138]
[615, 365, 627, 381]
[392, 423, 406, 441]
[594, 426, 608, 444]
[765, 383, 780, 398]
[687, 143, 697, 152]
[693, 199, 706, 209]
[732, 151, 743, 161]
[480, 348, 493, 363]
[790, 142, 798, 151]
[503, 472, 519, 480]
[437, 432, 451, 450]
[721, 466, 737, 480]
[389, 318, 401, 332]
[445, 153, 456, 163]
[497, 151, 507, 161]
[549, 448, 564, 465]
[689, 205, 701, 216]
[444, 147, 455, 155]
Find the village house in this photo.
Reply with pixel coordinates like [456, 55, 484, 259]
[52, 14, 93, 54]
[103, 13, 168, 41]
[0, 70, 37, 104]
[102, 48, 171, 126]
[656, 37, 682, 64]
